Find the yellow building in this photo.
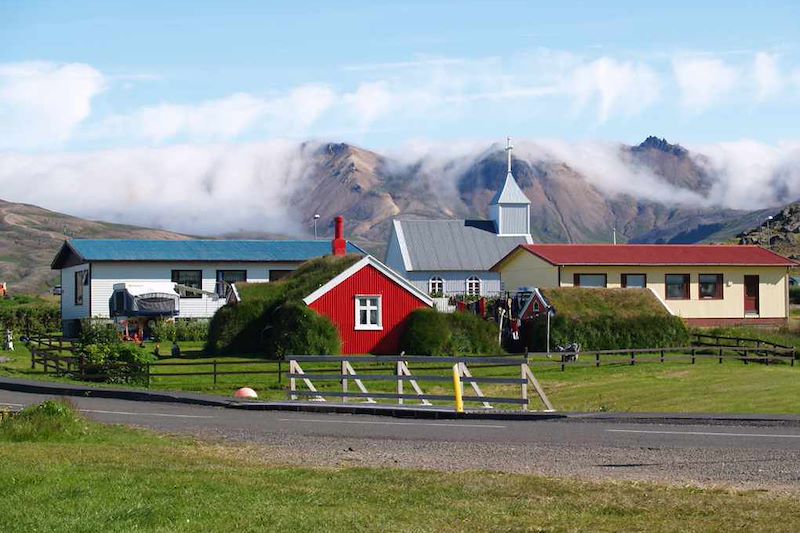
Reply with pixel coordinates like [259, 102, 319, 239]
[491, 244, 797, 326]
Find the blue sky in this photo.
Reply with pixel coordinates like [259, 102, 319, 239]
[1, 0, 799, 151]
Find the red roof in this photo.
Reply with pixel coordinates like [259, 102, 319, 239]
[503, 244, 797, 267]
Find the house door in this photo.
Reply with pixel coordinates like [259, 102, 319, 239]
[744, 275, 759, 315]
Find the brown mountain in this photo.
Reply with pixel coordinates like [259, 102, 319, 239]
[0, 199, 191, 293]
[282, 137, 790, 254]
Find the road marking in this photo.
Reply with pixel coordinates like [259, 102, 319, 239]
[278, 418, 506, 429]
[80, 409, 215, 419]
[607, 429, 800, 439]
[0, 402, 24, 407]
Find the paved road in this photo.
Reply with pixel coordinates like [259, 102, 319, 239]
[2, 388, 799, 490]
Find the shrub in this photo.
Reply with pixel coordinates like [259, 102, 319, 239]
[0, 297, 60, 334]
[0, 400, 85, 442]
[525, 313, 690, 352]
[401, 309, 502, 356]
[150, 319, 207, 342]
[81, 342, 156, 384]
[401, 309, 450, 356]
[262, 302, 340, 357]
[78, 319, 120, 347]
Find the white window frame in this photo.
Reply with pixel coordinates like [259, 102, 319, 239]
[428, 276, 444, 295]
[355, 295, 382, 331]
[466, 276, 481, 296]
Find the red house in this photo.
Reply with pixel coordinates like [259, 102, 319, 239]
[303, 255, 433, 354]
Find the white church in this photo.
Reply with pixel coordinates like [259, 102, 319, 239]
[385, 139, 532, 296]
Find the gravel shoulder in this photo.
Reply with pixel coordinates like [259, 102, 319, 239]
[185, 425, 800, 493]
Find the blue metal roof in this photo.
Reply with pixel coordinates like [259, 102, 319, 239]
[61, 239, 366, 263]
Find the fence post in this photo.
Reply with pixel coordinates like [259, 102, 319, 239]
[396, 360, 403, 405]
[660, 349, 664, 364]
[278, 359, 282, 385]
[212, 360, 217, 388]
[743, 349, 748, 364]
[719, 347, 723, 364]
[521, 363, 528, 411]
[630, 351, 635, 366]
[342, 359, 348, 404]
[691, 348, 696, 365]
[595, 353, 600, 368]
[30, 348, 35, 369]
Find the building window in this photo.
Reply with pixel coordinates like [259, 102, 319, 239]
[171, 270, 203, 298]
[74, 270, 87, 305]
[216, 270, 247, 297]
[355, 296, 382, 330]
[699, 274, 723, 300]
[533, 301, 540, 312]
[269, 269, 293, 281]
[665, 274, 690, 300]
[429, 276, 444, 295]
[573, 274, 607, 288]
[622, 274, 647, 288]
[466, 276, 481, 296]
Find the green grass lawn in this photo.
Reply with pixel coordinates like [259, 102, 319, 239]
[1, 402, 799, 532]
[3, 338, 799, 414]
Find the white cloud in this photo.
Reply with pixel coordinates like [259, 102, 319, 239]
[693, 139, 800, 208]
[0, 62, 105, 149]
[752, 52, 783, 101]
[0, 141, 320, 236]
[567, 58, 660, 122]
[672, 56, 739, 112]
[92, 84, 336, 144]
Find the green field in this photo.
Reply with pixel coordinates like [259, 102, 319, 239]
[2, 338, 799, 414]
[1, 402, 798, 532]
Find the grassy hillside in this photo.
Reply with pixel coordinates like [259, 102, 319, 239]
[0, 198, 191, 294]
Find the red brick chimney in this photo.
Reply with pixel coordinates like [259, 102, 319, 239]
[332, 216, 347, 257]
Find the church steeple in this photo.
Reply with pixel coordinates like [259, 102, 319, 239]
[490, 137, 531, 237]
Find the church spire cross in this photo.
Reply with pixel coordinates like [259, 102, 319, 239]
[504, 136, 513, 173]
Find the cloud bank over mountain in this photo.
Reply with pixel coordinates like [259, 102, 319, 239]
[0, 137, 798, 237]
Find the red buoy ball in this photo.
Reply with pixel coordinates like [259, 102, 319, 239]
[234, 387, 258, 399]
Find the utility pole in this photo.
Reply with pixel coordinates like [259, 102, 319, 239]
[313, 214, 320, 240]
[765, 215, 774, 248]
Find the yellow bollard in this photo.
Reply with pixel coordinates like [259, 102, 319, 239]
[452, 363, 464, 413]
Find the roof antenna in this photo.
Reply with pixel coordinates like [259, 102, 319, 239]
[505, 136, 513, 173]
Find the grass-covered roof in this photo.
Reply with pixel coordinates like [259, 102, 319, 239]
[541, 287, 671, 319]
[237, 254, 362, 304]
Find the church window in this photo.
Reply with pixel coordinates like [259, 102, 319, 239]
[466, 276, 481, 296]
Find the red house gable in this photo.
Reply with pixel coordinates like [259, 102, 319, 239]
[303, 256, 432, 354]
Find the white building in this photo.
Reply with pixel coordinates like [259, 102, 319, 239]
[385, 138, 532, 297]
[51, 238, 365, 337]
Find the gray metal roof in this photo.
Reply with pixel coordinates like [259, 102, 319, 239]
[397, 219, 529, 271]
[490, 172, 530, 205]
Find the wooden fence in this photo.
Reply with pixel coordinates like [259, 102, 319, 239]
[528, 344, 795, 371]
[26, 333, 798, 389]
[288, 355, 553, 411]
